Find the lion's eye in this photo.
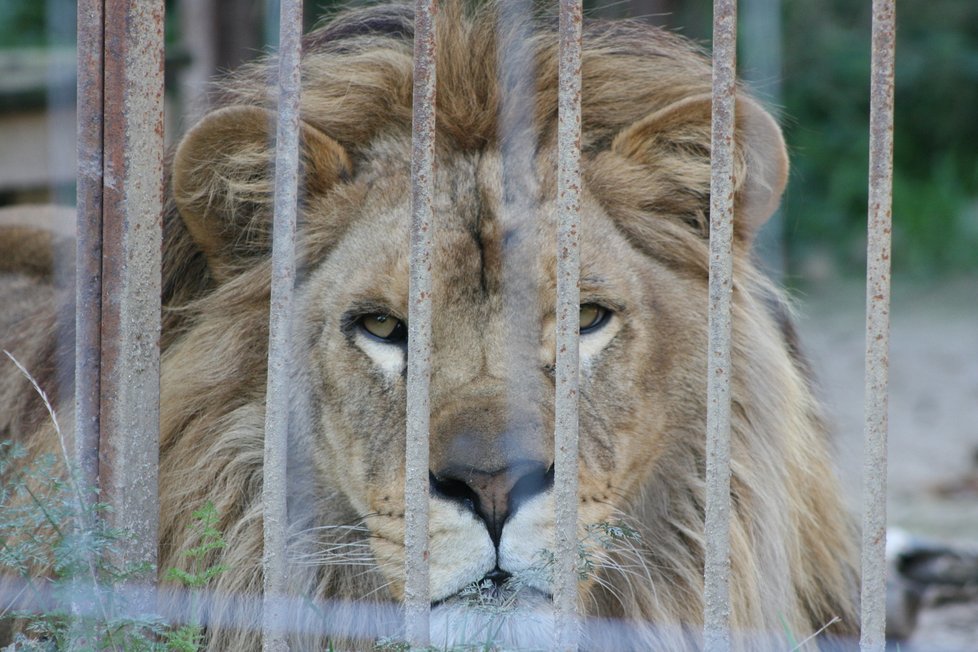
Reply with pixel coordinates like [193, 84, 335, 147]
[580, 303, 611, 333]
[359, 314, 407, 343]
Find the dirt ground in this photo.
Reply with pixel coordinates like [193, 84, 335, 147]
[796, 275, 978, 650]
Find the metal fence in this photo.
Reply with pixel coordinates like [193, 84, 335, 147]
[68, 0, 895, 649]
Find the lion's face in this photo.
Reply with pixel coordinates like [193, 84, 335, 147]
[286, 141, 707, 608]
[164, 10, 865, 644]
[172, 78, 788, 611]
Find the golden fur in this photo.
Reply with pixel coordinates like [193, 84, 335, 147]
[1, 2, 858, 648]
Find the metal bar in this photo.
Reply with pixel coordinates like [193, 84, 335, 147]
[405, 0, 436, 646]
[72, 1, 106, 641]
[703, 0, 738, 649]
[860, 0, 896, 649]
[262, 1, 304, 650]
[98, 0, 164, 614]
[553, 0, 582, 649]
[75, 0, 103, 519]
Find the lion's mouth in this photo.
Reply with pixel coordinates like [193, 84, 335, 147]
[434, 577, 551, 611]
[430, 583, 555, 650]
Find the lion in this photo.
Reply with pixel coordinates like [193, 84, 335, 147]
[0, 1, 859, 649]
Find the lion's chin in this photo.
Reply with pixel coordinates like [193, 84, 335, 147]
[430, 586, 555, 651]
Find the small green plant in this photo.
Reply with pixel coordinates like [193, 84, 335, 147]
[577, 521, 640, 581]
[1, 446, 229, 651]
[2, 350, 164, 650]
[161, 502, 229, 652]
[373, 637, 439, 651]
[527, 520, 641, 585]
[0, 439, 166, 651]
[1, 352, 228, 651]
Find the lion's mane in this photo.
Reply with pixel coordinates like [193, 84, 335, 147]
[1, 2, 858, 649]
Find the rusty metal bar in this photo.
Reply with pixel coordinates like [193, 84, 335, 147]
[75, 0, 103, 514]
[704, 0, 738, 649]
[98, 0, 164, 614]
[262, 1, 304, 650]
[860, 1, 896, 649]
[72, 0, 106, 639]
[553, 0, 582, 649]
[404, 0, 436, 646]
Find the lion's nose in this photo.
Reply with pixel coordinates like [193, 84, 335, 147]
[430, 462, 554, 547]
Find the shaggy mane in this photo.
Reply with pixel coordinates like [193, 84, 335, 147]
[0, 3, 860, 650]
[219, 1, 712, 155]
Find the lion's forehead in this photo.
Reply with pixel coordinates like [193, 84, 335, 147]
[329, 146, 638, 308]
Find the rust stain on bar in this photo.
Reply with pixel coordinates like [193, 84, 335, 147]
[860, 1, 896, 650]
[405, 0, 436, 646]
[262, 1, 304, 650]
[98, 0, 164, 613]
[75, 0, 103, 502]
[553, 0, 582, 649]
[704, 0, 737, 650]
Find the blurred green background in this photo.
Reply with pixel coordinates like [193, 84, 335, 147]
[1, 0, 975, 281]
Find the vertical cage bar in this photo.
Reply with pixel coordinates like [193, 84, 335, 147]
[72, 1, 106, 638]
[704, 0, 737, 649]
[405, 0, 436, 646]
[553, 0, 582, 649]
[860, 0, 896, 649]
[98, 0, 164, 612]
[75, 0, 103, 509]
[262, 0, 304, 650]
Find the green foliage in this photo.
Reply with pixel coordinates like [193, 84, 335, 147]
[780, 0, 978, 277]
[0, 3, 47, 49]
[0, 440, 166, 651]
[517, 520, 642, 591]
[1, 443, 227, 651]
[164, 503, 228, 590]
[160, 502, 229, 652]
[373, 638, 439, 652]
[582, 0, 978, 279]
[575, 521, 641, 581]
[0, 352, 231, 650]
[0, 0, 182, 50]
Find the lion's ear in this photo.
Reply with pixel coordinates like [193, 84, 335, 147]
[610, 93, 788, 240]
[172, 105, 352, 274]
